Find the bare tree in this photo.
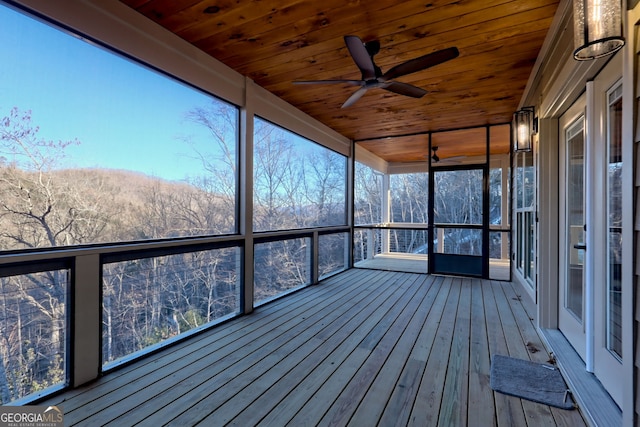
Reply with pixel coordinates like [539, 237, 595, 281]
[354, 162, 382, 225]
[253, 120, 296, 231]
[0, 108, 105, 400]
[183, 102, 237, 230]
[302, 149, 346, 226]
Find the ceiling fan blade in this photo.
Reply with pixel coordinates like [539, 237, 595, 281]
[293, 79, 363, 86]
[341, 87, 368, 108]
[344, 35, 377, 80]
[382, 81, 427, 98]
[383, 47, 459, 80]
[437, 155, 468, 165]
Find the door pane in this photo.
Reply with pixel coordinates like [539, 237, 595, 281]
[525, 211, 534, 280]
[516, 212, 523, 270]
[607, 86, 622, 358]
[566, 119, 584, 321]
[432, 169, 483, 276]
[434, 169, 483, 224]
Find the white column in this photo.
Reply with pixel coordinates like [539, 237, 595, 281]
[381, 173, 390, 254]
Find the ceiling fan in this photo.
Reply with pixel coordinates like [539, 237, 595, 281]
[293, 35, 459, 108]
[430, 146, 467, 165]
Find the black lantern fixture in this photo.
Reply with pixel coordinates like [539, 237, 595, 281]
[513, 106, 536, 152]
[573, 0, 625, 60]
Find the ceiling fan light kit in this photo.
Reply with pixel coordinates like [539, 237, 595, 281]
[431, 146, 440, 163]
[293, 35, 459, 108]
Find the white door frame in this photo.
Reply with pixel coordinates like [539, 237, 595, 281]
[558, 54, 625, 407]
[590, 53, 624, 406]
[558, 96, 587, 361]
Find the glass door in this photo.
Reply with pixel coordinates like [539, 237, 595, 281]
[591, 56, 624, 406]
[559, 97, 586, 360]
[557, 54, 624, 406]
[605, 84, 623, 360]
[429, 167, 486, 277]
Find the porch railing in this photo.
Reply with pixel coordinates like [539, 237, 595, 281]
[353, 223, 429, 263]
[0, 225, 350, 404]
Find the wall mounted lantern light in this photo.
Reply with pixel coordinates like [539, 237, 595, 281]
[573, 0, 625, 60]
[513, 106, 536, 152]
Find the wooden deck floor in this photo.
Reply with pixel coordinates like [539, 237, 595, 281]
[43, 269, 585, 426]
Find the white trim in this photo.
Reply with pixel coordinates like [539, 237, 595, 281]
[520, 0, 572, 108]
[584, 80, 596, 373]
[387, 162, 428, 174]
[590, 55, 625, 406]
[558, 97, 588, 362]
[249, 81, 351, 157]
[381, 174, 390, 252]
[512, 148, 537, 303]
[355, 144, 389, 173]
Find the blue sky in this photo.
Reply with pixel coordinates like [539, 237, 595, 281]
[0, 3, 231, 181]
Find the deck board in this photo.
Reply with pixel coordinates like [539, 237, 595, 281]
[346, 275, 442, 426]
[438, 277, 471, 426]
[42, 269, 586, 426]
[468, 278, 495, 425]
[409, 276, 461, 426]
[376, 275, 450, 426]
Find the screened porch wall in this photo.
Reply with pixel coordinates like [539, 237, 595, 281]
[0, 0, 352, 404]
[354, 130, 511, 280]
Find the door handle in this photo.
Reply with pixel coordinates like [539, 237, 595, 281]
[573, 243, 586, 251]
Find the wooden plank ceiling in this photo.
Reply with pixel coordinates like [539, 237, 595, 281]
[119, 0, 558, 163]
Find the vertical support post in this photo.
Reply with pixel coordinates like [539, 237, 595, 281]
[437, 228, 445, 253]
[343, 230, 351, 271]
[241, 77, 255, 314]
[381, 173, 390, 255]
[536, 117, 559, 329]
[367, 228, 374, 260]
[347, 139, 355, 269]
[73, 253, 100, 386]
[483, 126, 491, 278]
[427, 132, 435, 274]
[501, 155, 510, 261]
[311, 231, 319, 284]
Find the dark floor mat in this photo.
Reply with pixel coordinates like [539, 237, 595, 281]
[490, 354, 574, 410]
